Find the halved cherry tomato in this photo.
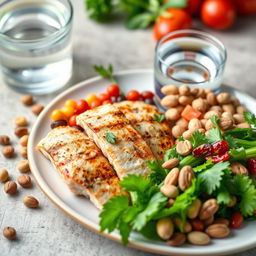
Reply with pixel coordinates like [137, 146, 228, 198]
[201, 0, 237, 30]
[90, 99, 102, 109]
[102, 100, 112, 105]
[126, 90, 141, 101]
[153, 9, 192, 41]
[141, 91, 154, 100]
[75, 99, 90, 114]
[107, 84, 120, 97]
[181, 105, 202, 121]
[98, 93, 110, 103]
[69, 115, 77, 127]
[230, 212, 244, 229]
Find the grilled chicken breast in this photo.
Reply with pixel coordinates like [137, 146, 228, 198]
[77, 104, 155, 179]
[115, 101, 173, 161]
[37, 126, 123, 209]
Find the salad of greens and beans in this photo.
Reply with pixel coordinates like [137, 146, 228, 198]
[100, 111, 256, 246]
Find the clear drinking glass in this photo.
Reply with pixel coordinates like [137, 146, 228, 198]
[0, 0, 73, 95]
[154, 29, 227, 101]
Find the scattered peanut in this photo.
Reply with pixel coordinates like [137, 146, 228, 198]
[205, 119, 215, 130]
[167, 233, 186, 246]
[172, 125, 186, 138]
[161, 95, 179, 108]
[20, 147, 28, 159]
[18, 174, 32, 188]
[179, 85, 190, 96]
[233, 114, 244, 124]
[204, 110, 220, 120]
[4, 181, 17, 195]
[156, 218, 174, 240]
[219, 116, 234, 130]
[23, 196, 39, 208]
[17, 160, 30, 173]
[222, 104, 235, 115]
[236, 105, 247, 114]
[176, 118, 188, 129]
[3, 227, 16, 240]
[192, 98, 207, 112]
[216, 92, 230, 104]
[160, 184, 179, 198]
[31, 104, 44, 115]
[187, 199, 202, 219]
[203, 216, 214, 227]
[176, 140, 193, 156]
[178, 166, 194, 191]
[165, 108, 180, 121]
[0, 135, 10, 145]
[162, 158, 180, 169]
[199, 199, 219, 220]
[179, 96, 193, 106]
[188, 118, 202, 131]
[206, 93, 217, 106]
[13, 116, 28, 127]
[2, 146, 15, 158]
[15, 127, 28, 138]
[182, 130, 193, 140]
[21, 94, 34, 105]
[20, 135, 29, 146]
[164, 168, 180, 186]
[213, 218, 230, 226]
[173, 217, 192, 233]
[205, 224, 230, 238]
[0, 168, 9, 183]
[187, 231, 210, 245]
[161, 85, 179, 95]
[231, 162, 248, 175]
[237, 122, 250, 128]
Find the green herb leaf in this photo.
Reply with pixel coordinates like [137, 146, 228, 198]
[193, 159, 213, 173]
[198, 162, 230, 194]
[217, 185, 232, 205]
[164, 146, 183, 162]
[139, 221, 161, 240]
[232, 174, 256, 216]
[244, 111, 256, 127]
[207, 116, 223, 143]
[147, 160, 168, 185]
[162, 0, 189, 9]
[94, 64, 117, 83]
[118, 220, 132, 245]
[189, 130, 209, 148]
[126, 13, 155, 29]
[153, 114, 166, 123]
[230, 147, 246, 160]
[223, 134, 239, 149]
[106, 132, 116, 144]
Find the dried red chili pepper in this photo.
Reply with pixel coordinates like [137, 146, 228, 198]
[205, 151, 230, 163]
[212, 140, 229, 154]
[192, 144, 213, 158]
[247, 158, 256, 175]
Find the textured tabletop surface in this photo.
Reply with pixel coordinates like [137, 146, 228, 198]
[0, 1, 256, 255]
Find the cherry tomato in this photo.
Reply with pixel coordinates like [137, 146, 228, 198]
[64, 99, 76, 109]
[86, 94, 98, 106]
[102, 100, 112, 105]
[90, 99, 102, 109]
[201, 0, 236, 30]
[185, 0, 203, 16]
[61, 106, 75, 118]
[126, 90, 141, 101]
[153, 9, 192, 41]
[230, 212, 244, 229]
[69, 115, 77, 127]
[98, 93, 110, 103]
[51, 110, 67, 121]
[234, 0, 256, 15]
[75, 99, 90, 114]
[141, 91, 154, 100]
[107, 84, 120, 97]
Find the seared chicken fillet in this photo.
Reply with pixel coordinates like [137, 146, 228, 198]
[37, 126, 123, 209]
[115, 101, 173, 161]
[77, 104, 155, 179]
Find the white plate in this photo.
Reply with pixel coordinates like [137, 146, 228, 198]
[28, 70, 256, 256]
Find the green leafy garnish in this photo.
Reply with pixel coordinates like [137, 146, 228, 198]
[232, 174, 256, 216]
[94, 64, 117, 83]
[153, 114, 165, 123]
[216, 185, 232, 205]
[193, 159, 213, 173]
[230, 147, 246, 160]
[198, 161, 230, 194]
[189, 130, 209, 148]
[164, 146, 183, 161]
[147, 160, 168, 185]
[106, 132, 116, 144]
[207, 116, 223, 143]
[244, 111, 256, 127]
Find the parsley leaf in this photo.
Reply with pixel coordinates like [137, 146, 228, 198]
[94, 64, 117, 83]
[153, 114, 166, 123]
[106, 132, 116, 144]
[198, 161, 230, 194]
[189, 130, 209, 148]
[223, 134, 239, 148]
[217, 185, 232, 205]
[193, 159, 213, 173]
[232, 174, 256, 216]
[244, 111, 256, 127]
[207, 116, 223, 143]
[164, 146, 183, 161]
[147, 160, 168, 185]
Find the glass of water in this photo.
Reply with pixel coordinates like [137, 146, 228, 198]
[154, 29, 227, 101]
[0, 0, 73, 95]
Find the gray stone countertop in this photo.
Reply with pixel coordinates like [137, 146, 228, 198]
[0, 1, 256, 255]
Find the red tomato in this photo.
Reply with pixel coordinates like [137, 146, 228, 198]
[234, 0, 256, 15]
[90, 99, 102, 109]
[126, 90, 141, 101]
[201, 0, 237, 29]
[69, 115, 77, 127]
[141, 91, 154, 100]
[102, 100, 112, 105]
[75, 99, 90, 114]
[98, 93, 110, 103]
[153, 9, 192, 41]
[230, 212, 244, 229]
[107, 84, 120, 97]
[185, 0, 203, 15]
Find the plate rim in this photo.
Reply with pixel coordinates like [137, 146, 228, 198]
[28, 69, 256, 256]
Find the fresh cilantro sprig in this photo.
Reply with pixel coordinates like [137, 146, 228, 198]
[244, 111, 256, 127]
[153, 114, 165, 123]
[106, 132, 116, 144]
[207, 116, 223, 143]
[189, 130, 209, 148]
[147, 160, 168, 185]
[94, 64, 117, 84]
